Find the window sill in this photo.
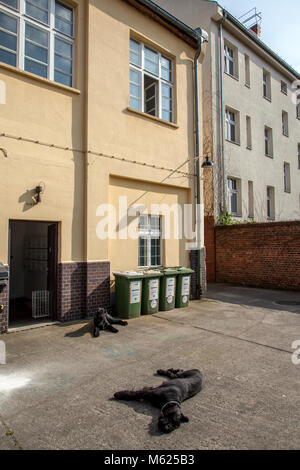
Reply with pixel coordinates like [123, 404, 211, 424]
[263, 96, 272, 103]
[0, 62, 81, 95]
[224, 71, 239, 81]
[246, 146, 252, 150]
[127, 107, 179, 129]
[225, 139, 240, 146]
[245, 83, 251, 89]
[283, 133, 289, 138]
[284, 190, 291, 194]
[265, 154, 274, 159]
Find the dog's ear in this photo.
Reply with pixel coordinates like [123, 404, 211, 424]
[180, 414, 189, 423]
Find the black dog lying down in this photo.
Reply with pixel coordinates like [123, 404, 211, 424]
[94, 308, 128, 337]
[114, 368, 203, 433]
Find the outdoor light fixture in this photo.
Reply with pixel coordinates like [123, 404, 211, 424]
[34, 183, 45, 205]
[201, 155, 214, 169]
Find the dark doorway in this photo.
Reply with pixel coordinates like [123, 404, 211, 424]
[9, 221, 58, 328]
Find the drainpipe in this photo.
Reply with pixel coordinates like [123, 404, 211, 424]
[219, 14, 226, 213]
[194, 29, 206, 299]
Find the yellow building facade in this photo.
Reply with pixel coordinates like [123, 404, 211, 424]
[0, 0, 206, 331]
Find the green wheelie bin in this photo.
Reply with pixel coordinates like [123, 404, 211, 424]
[141, 270, 163, 315]
[159, 268, 177, 311]
[175, 267, 194, 308]
[113, 271, 144, 319]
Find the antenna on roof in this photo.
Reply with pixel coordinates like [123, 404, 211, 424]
[238, 7, 262, 38]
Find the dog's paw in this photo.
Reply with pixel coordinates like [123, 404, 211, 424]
[123, 321, 128, 326]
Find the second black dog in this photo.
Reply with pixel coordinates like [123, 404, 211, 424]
[93, 308, 128, 337]
[114, 368, 204, 433]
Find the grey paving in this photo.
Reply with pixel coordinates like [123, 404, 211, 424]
[0, 283, 299, 450]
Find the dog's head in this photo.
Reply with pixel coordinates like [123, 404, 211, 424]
[94, 307, 106, 320]
[158, 404, 189, 434]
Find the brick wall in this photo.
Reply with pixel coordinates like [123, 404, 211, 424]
[57, 261, 110, 322]
[0, 279, 9, 334]
[204, 215, 216, 282]
[216, 221, 300, 290]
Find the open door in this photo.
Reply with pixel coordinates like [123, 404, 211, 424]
[47, 223, 58, 321]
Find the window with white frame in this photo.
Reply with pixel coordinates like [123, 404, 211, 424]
[267, 186, 275, 219]
[228, 178, 239, 216]
[0, 0, 74, 87]
[244, 53, 250, 87]
[284, 162, 291, 193]
[264, 126, 273, 157]
[129, 38, 173, 123]
[298, 143, 300, 169]
[224, 42, 238, 78]
[246, 115, 252, 149]
[263, 69, 271, 100]
[281, 80, 287, 95]
[138, 215, 162, 267]
[225, 108, 239, 143]
[282, 110, 289, 137]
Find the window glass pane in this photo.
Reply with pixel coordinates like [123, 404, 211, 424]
[0, 29, 17, 51]
[1, 0, 18, 9]
[55, 36, 72, 58]
[0, 11, 17, 33]
[25, 57, 47, 77]
[139, 237, 147, 267]
[144, 47, 158, 75]
[161, 55, 172, 81]
[161, 83, 172, 122]
[54, 69, 71, 86]
[144, 75, 158, 116]
[151, 238, 160, 266]
[25, 41, 47, 63]
[55, 53, 71, 74]
[26, 1, 49, 24]
[150, 215, 160, 231]
[130, 38, 141, 67]
[25, 23, 48, 47]
[0, 47, 16, 65]
[55, 1, 73, 36]
[130, 68, 141, 110]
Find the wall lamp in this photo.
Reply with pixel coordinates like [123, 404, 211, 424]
[33, 182, 45, 205]
[201, 155, 214, 169]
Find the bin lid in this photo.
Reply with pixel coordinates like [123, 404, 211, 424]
[160, 268, 179, 275]
[142, 270, 163, 278]
[113, 271, 144, 279]
[176, 267, 194, 274]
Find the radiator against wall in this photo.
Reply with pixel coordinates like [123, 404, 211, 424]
[32, 291, 50, 319]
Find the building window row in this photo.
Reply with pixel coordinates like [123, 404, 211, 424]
[224, 40, 299, 118]
[0, 0, 74, 87]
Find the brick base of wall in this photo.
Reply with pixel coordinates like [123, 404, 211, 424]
[216, 221, 300, 290]
[57, 261, 110, 322]
[0, 279, 9, 334]
[205, 215, 216, 282]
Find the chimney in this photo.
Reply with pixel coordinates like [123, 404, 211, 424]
[249, 22, 261, 38]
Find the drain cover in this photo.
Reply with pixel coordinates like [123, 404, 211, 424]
[275, 301, 300, 307]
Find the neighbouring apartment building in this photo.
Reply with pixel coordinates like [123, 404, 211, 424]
[153, 0, 300, 278]
[0, 0, 208, 333]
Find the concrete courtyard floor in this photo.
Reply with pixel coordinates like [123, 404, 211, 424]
[0, 283, 300, 450]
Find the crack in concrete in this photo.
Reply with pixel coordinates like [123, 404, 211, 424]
[153, 314, 292, 355]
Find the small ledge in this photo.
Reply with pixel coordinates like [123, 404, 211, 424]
[0, 62, 81, 95]
[127, 107, 179, 129]
[225, 139, 240, 147]
[263, 95, 272, 103]
[224, 71, 239, 82]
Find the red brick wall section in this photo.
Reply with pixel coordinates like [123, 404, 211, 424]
[215, 221, 300, 290]
[204, 215, 216, 282]
[57, 261, 110, 322]
[0, 281, 8, 334]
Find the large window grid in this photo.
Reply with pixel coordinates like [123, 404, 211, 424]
[130, 38, 174, 123]
[138, 215, 162, 268]
[0, 0, 74, 87]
